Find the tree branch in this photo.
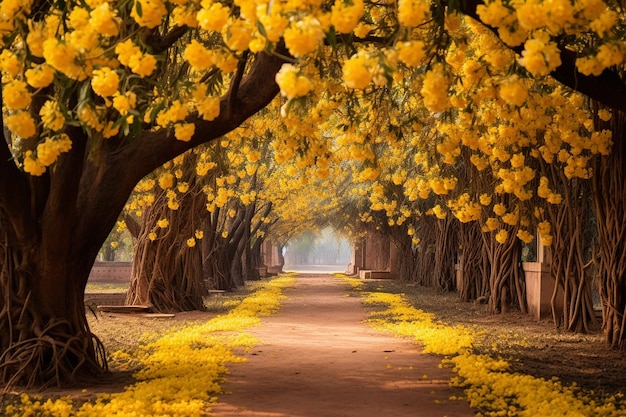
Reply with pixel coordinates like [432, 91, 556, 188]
[227, 51, 249, 117]
[142, 26, 189, 54]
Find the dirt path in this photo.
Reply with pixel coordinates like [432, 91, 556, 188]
[211, 274, 475, 417]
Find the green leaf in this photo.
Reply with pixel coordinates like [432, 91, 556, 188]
[134, 0, 143, 18]
[326, 26, 337, 49]
[256, 20, 267, 38]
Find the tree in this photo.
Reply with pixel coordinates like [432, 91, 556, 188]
[0, 4, 287, 387]
[4, 0, 626, 391]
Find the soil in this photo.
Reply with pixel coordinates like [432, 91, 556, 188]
[2, 272, 625, 415]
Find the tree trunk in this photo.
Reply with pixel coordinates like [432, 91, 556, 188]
[393, 234, 418, 283]
[542, 165, 598, 333]
[458, 221, 489, 302]
[246, 237, 264, 281]
[592, 108, 626, 349]
[434, 217, 459, 292]
[483, 224, 526, 315]
[125, 183, 207, 312]
[125, 151, 211, 312]
[414, 216, 438, 287]
[0, 240, 107, 388]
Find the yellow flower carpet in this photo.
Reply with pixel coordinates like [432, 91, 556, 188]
[5, 274, 295, 417]
[336, 274, 625, 417]
[6, 273, 625, 416]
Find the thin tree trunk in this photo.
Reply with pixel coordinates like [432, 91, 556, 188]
[592, 107, 626, 349]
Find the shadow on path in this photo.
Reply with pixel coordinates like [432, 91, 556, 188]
[211, 274, 475, 417]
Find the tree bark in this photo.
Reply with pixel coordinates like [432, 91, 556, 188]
[126, 172, 207, 312]
[458, 221, 489, 302]
[592, 108, 626, 348]
[434, 217, 459, 292]
[483, 223, 526, 315]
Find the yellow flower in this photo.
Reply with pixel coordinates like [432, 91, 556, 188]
[502, 212, 519, 226]
[149, 232, 157, 241]
[90, 3, 120, 37]
[432, 204, 447, 219]
[42, 38, 86, 80]
[128, 52, 157, 77]
[197, 2, 230, 32]
[597, 109, 612, 122]
[421, 64, 451, 113]
[40, 100, 65, 131]
[590, 9, 617, 37]
[91, 67, 119, 98]
[187, 237, 196, 247]
[509, 153, 525, 168]
[26, 21, 45, 57]
[113, 91, 137, 116]
[596, 43, 624, 68]
[0, 49, 21, 76]
[37, 139, 62, 166]
[174, 123, 195, 142]
[495, 229, 508, 244]
[22, 151, 46, 176]
[275, 64, 313, 99]
[69, 7, 90, 29]
[6, 111, 36, 138]
[4, 80, 31, 110]
[519, 31, 562, 76]
[479, 194, 492, 206]
[398, 0, 430, 27]
[79, 105, 104, 131]
[25, 64, 55, 88]
[157, 218, 169, 228]
[195, 230, 204, 239]
[184, 39, 215, 71]
[115, 39, 140, 66]
[172, 5, 198, 27]
[131, 0, 167, 28]
[482, 217, 499, 232]
[177, 182, 189, 193]
[499, 76, 528, 107]
[517, 229, 534, 244]
[284, 16, 325, 58]
[342, 52, 373, 89]
[223, 19, 253, 52]
[397, 41, 425, 67]
[493, 203, 506, 216]
[158, 173, 175, 189]
[156, 100, 190, 127]
[331, 0, 364, 34]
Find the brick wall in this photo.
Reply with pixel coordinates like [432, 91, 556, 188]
[88, 261, 132, 283]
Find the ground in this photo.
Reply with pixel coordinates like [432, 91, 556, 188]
[2, 273, 624, 414]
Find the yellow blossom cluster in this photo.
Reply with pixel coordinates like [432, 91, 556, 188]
[22, 135, 73, 176]
[448, 194, 482, 223]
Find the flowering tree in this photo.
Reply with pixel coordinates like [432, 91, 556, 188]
[2, 0, 626, 390]
[0, 1, 288, 387]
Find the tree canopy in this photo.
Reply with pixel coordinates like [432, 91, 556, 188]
[2, 0, 626, 389]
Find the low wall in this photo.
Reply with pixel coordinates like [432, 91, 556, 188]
[84, 293, 126, 307]
[358, 270, 395, 279]
[88, 261, 132, 283]
[523, 262, 563, 320]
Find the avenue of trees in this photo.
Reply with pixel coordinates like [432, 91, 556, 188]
[1, 0, 626, 390]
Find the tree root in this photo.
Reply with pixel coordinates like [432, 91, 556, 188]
[0, 322, 107, 390]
